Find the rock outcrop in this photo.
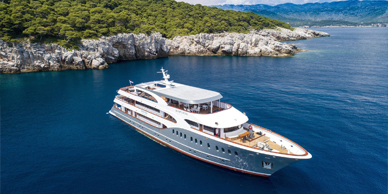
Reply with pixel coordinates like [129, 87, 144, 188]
[0, 28, 328, 73]
[166, 28, 329, 57]
[0, 32, 168, 73]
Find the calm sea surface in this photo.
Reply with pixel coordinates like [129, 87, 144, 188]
[1, 28, 387, 194]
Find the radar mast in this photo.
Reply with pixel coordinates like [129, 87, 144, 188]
[158, 67, 173, 88]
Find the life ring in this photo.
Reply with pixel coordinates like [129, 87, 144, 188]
[248, 125, 253, 130]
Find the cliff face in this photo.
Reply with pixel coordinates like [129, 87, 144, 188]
[0, 33, 169, 73]
[166, 28, 328, 56]
[0, 28, 328, 73]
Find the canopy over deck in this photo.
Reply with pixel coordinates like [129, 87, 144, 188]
[150, 82, 223, 104]
[135, 68, 222, 104]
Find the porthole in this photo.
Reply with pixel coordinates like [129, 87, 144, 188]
[228, 149, 231, 155]
[216, 146, 219, 151]
[207, 143, 210, 149]
[235, 151, 238, 156]
[195, 139, 197, 144]
[222, 148, 225, 153]
[200, 140, 202, 145]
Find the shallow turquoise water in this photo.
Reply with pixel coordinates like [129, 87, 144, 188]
[1, 28, 387, 193]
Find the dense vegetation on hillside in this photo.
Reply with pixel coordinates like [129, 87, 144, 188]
[0, 0, 293, 47]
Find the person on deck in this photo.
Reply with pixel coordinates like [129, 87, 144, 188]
[249, 126, 254, 138]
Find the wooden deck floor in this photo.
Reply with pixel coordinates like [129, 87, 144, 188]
[230, 132, 291, 154]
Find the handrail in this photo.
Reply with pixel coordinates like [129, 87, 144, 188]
[190, 122, 308, 156]
[115, 97, 177, 123]
[121, 86, 232, 115]
[113, 105, 166, 129]
[167, 101, 233, 115]
[249, 123, 308, 156]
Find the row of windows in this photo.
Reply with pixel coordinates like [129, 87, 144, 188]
[172, 129, 238, 156]
[136, 101, 160, 113]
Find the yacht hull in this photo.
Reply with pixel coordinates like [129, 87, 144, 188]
[109, 107, 302, 177]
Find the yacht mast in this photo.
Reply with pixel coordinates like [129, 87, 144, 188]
[158, 67, 173, 88]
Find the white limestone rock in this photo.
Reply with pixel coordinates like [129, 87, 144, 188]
[166, 27, 329, 57]
[0, 28, 329, 73]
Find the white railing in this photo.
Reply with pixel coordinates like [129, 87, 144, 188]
[212, 100, 232, 109]
[135, 103, 162, 116]
[137, 114, 162, 128]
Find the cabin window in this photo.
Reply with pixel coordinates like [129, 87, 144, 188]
[235, 151, 238, 156]
[172, 129, 174, 134]
[176, 131, 178, 135]
[185, 119, 199, 129]
[195, 139, 197, 144]
[184, 134, 186, 139]
[180, 132, 182, 137]
[216, 146, 219, 151]
[200, 140, 202, 145]
[222, 148, 225, 153]
[224, 126, 240, 133]
[191, 137, 193, 142]
[207, 143, 210, 149]
[228, 149, 231, 155]
[203, 125, 215, 133]
[156, 84, 166, 88]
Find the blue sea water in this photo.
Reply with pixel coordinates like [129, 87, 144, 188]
[1, 28, 387, 194]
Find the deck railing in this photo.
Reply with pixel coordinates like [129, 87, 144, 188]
[115, 96, 176, 123]
[137, 113, 163, 128]
[212, 100, 232, 109]
[135, 103, 161, 116]
[167, 101, 232, 114]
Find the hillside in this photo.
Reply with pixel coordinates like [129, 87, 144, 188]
[216, 1, 388, 27]
[0, 0, 293, 47]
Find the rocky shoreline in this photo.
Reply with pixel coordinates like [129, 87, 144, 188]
[0, 28, 329, 73]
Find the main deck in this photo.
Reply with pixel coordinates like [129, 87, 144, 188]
[227, 131, 292, 154]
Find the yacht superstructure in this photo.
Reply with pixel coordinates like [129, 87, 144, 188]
[109, 68, 312, 176]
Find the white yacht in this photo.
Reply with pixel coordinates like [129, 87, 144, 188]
[109, 68, 312, 177]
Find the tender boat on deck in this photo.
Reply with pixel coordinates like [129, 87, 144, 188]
[109, 68, 311, 176]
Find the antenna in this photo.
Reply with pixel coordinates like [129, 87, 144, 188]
[158, 67, 173, 88]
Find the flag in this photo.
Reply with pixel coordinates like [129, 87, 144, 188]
[129, 80, 134, 84]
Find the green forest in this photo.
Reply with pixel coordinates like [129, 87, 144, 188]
[0, 0, 293, 47]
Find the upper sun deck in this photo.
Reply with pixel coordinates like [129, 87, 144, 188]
[136, 81, 223, 104]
